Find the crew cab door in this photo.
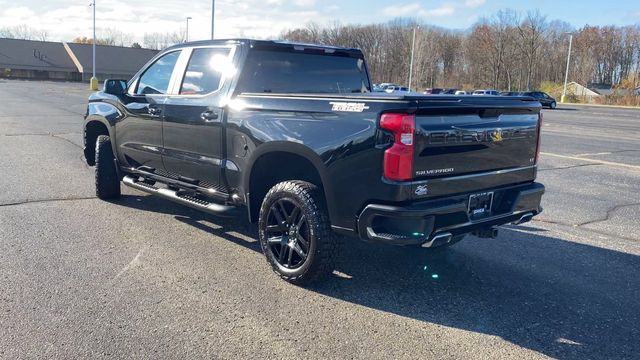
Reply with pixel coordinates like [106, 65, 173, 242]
[162, 46, 235, 187]
[116, 50, 182, 171]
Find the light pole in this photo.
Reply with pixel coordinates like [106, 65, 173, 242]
[561, 32, 574, 103]
[211, 0, 215, 39]
[408, 25, 418, 92]
[186, 17, 192, 42]
[89, 0, 97, 90]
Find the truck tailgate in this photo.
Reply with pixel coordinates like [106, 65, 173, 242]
[410, 97, 541, 195]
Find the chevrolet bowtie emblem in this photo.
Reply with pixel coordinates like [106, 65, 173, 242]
[490, 129, 503, 142]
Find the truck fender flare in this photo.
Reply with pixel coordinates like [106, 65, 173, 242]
[84, 99, 127, 155]
[242, 141, 336, 220]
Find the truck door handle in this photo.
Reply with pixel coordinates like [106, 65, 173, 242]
[148, 106, 162, 116]
[200, 110, 219, 122]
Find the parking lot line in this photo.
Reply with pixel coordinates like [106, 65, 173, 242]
[540, 152, 640, 171]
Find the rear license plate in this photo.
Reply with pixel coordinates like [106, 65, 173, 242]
[468, 192, 494, 217]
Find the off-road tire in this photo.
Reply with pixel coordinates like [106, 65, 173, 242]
[95, 135, 121, 199]
[258, 181, 336, 285]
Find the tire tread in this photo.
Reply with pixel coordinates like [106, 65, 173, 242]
[95, 135, 121, 199]
[259, 180, 336, 285]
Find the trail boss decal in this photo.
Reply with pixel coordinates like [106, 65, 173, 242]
[329, 102, 370, 112]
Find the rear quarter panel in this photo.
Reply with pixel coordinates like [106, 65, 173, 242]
[225, 94, 413, 230]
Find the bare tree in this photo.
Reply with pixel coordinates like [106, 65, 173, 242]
[0, 25, 49, 41]
[142, 30, 186, 50]
[516, 11, 547, 90]
[279, 11, 639, 94]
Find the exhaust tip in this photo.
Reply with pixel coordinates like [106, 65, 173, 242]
[512, 212, 534, 225]
[422, 232, 453, 248]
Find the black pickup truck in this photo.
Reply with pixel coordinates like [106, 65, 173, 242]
[83, 39, 544, 284]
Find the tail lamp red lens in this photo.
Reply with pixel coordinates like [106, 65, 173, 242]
[379, 113, 415, 181]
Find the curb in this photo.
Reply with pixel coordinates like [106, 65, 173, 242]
[558, 102, 640, 110]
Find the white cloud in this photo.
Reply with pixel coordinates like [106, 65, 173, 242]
[265, 0, 316, 8]
[0, 0, 331, 43]
[421, 5, 455, 17]
[464, 0, 486, 8]
[382, 3, 422, 17]
[383, 2, 454, 18]
[293, 0, 316, 7]
[3, 6, 35, 18]
[382, 1, 488, 20]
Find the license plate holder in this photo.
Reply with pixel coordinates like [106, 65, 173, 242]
[468, 192, 494, 218]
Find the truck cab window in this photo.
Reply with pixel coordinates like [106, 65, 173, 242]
[237, 49, 370, 94]
[136, 51, 181, 95]
[180, 47, 232, 95]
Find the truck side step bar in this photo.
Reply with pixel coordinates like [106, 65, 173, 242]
[122, 176, 238, 216]
[124, 166, 230, 202]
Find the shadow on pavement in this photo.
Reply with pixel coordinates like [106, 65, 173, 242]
[112, 194, 640, 360]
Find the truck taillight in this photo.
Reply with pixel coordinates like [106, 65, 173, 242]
[535, 111, 543, 164]
[380, 113, 415, 181]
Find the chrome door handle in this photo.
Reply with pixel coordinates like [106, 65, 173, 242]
[148, 106, 162, 116]
[200, 111, 219, 122]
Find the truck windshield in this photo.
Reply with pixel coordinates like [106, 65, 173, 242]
[236, 49, 370, 94]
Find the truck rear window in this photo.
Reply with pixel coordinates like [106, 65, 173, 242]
[236, 49, 370, 94]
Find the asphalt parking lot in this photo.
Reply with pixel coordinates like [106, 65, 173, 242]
[1, 79, 639, 359]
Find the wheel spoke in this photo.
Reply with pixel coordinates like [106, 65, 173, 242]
[296, 234, 309, 250]
[267, 236, 282, 244]
[295, 214, 306, 229]
[266, 224, 287, 234]
[292, 242, 307, 259]
[295, 216, 309, 249]
[286, 243, 294, 267]
[265, 197, 311, 269]
[288, 206, 301, 225]
[279, 241, 288, 263]
[271, 205, 285, 225]
[277, 200, 289, 222]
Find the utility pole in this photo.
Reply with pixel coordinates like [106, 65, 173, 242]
[186, 17, 192, 42]
[89, 0, 97, 90]
[561, 33, 573, 103]
[408, 26, 418, 92]
[211, 0, 215, 39]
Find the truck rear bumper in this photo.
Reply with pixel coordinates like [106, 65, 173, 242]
[357, 182, 544, 246]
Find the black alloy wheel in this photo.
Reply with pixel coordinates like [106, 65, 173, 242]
[265, 198, 310, 269]
[258, 181, 336, 285]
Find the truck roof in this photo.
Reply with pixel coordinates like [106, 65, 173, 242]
[164, 39, 363, 55]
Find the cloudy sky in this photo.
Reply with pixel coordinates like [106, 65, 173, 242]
[1, 0, 639, 43]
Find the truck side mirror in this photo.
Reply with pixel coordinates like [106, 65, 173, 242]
[104, 79, 128, 95]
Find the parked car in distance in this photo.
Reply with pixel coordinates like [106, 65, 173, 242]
[473, 89, 500, 96]
[500, 91, 522, 96]
[442, 89, 459, 94]
[377, 83, 399, 91]
[455, 90, 468, 95]
[423, 88, 444, 94]
[521, 91, 557, 109]
[385, 86, 410, 93]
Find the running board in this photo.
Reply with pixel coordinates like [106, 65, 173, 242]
[122, 176, 237, 216]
